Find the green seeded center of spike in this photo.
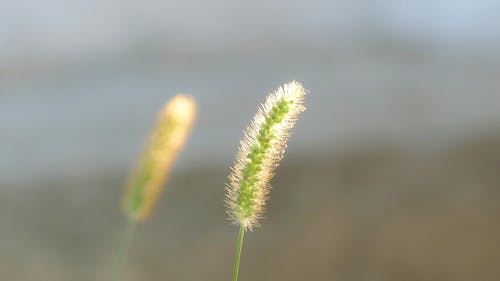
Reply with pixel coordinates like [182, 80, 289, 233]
[236, 98, 292, 220]
[127, 120, 178, 217]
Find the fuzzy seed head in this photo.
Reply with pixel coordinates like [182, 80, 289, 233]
[123, 94, 196, 221]
[226, 81, 306, 231]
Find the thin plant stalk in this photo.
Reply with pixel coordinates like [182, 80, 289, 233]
[232, 225, 245, 281]
[111, 219, 137, 281]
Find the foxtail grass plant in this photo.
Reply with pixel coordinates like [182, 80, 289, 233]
[226, 81, 306, 281]
[112, 94, 196, 281]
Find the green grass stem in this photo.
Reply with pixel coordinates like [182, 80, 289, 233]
[232, 225, 245, 281]
[111, 219, 137, 281]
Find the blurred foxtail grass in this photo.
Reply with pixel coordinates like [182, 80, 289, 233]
[112, 94, 196, 281]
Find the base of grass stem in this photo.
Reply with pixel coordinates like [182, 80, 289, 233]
[111, 218, 137, 281]
[232, 225, 245, 281]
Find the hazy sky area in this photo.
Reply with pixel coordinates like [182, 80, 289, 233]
[1, 0, 500, 64]
[1, 1, 500, 186]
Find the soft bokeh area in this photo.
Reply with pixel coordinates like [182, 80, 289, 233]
[1, 1, 500, 280]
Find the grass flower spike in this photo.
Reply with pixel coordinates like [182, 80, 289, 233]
[113, 94, 196, 281]
[227, 81, 306, 281]
[226, 80, 306, 230]
[124, 94, 197, 221]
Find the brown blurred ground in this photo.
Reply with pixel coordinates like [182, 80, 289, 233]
[1, 133, 499, 281]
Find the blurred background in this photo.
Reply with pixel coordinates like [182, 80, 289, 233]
[1, 1, 500, 280]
